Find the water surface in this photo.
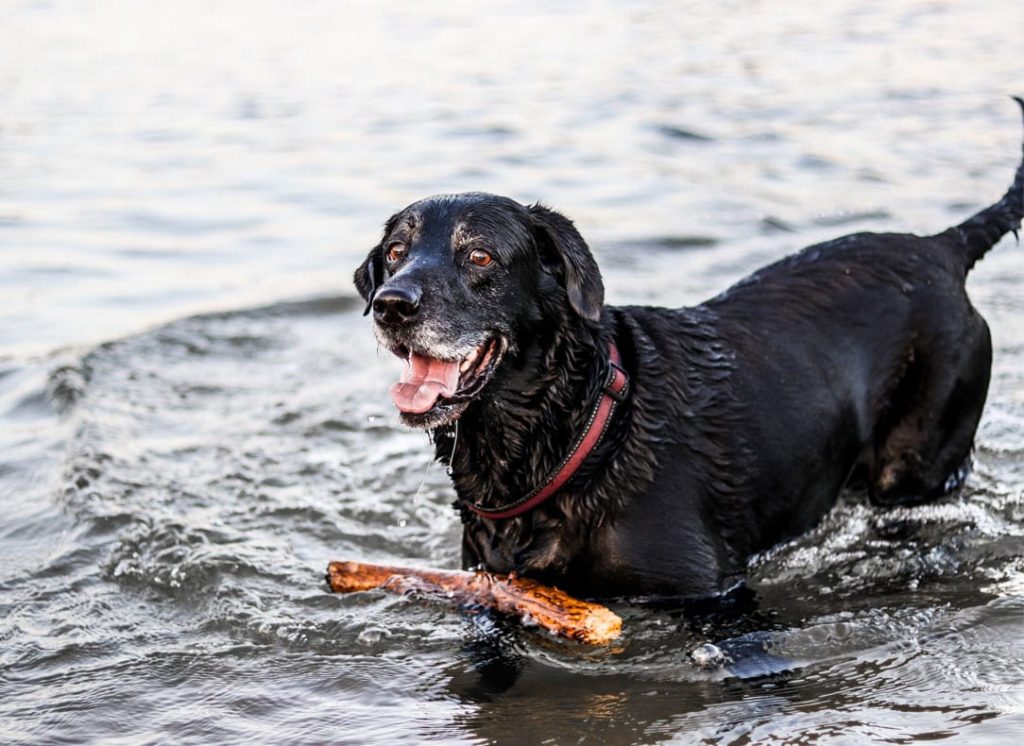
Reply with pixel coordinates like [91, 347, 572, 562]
[2, 1, 1024, 743]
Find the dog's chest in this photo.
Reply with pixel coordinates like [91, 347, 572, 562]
[462, 510, 577, 575]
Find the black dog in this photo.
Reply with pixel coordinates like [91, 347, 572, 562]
[354, 102, 1024, 600]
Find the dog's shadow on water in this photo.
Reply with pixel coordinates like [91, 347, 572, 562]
[448, 585, 796, 696]
[443, 588, 803, 742]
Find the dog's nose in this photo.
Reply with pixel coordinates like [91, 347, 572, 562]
[372, 286, 421, 325]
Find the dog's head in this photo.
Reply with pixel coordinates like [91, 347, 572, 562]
[354, 193, 604, 428]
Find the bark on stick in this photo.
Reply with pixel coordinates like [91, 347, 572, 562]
[327, 560, 622, 645]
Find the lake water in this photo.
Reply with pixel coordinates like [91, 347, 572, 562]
[2, 1, 1024, 743]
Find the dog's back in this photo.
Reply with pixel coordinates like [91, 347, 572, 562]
[702, 101, 1023, 545]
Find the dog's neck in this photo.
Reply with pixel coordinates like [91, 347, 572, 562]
[433, 316, 612, 515]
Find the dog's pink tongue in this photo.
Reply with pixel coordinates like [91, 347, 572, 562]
[390, 353, 461, 414]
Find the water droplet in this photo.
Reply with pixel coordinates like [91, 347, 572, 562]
[358, 626, 388, 645]
[691, 642, 730, 669]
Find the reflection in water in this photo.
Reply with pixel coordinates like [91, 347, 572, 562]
[3, 0, 1024, 742]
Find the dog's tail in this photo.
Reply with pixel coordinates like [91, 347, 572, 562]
[954, 96, 1024, 271]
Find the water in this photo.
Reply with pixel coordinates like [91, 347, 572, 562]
[3, 1, 1024, 743]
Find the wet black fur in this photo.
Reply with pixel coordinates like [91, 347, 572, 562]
[354, 102, 1024, 600]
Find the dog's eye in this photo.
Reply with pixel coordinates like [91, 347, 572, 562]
[469, 249, 494, 267]
[386, 243, 407, 263]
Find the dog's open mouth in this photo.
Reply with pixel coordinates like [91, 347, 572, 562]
[389, 337, 502, 415]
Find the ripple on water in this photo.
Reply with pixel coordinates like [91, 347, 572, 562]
[0, 289, 1018, 742]
[4, 1, 1024, 741]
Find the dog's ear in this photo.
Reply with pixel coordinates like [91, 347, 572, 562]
[528, 203, 604, 323]
[354, 245, 384, 316]
[355, 216, 400, 315]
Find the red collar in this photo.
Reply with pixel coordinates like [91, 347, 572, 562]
[464, 341, 629, 520]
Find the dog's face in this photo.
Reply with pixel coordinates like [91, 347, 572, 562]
[354, 193, 604, 428]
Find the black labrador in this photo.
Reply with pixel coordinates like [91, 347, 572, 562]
[354, 102, 1024, 600]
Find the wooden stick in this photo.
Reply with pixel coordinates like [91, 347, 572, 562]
[327, 560, 622, 645]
